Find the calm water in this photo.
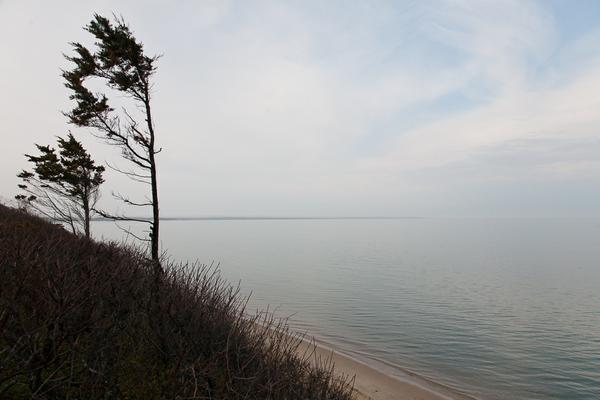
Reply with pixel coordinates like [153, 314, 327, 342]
[95, 218, 600, 400]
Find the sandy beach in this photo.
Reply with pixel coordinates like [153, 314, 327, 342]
[297, 336, 476, 400]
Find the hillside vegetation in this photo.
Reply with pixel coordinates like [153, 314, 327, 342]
[0, 204, 354, 399]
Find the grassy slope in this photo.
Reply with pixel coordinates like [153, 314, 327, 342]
[0, 204, 354, 399]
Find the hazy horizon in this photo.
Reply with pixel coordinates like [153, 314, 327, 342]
[93, 215, 597, 220]
[2, 0, 600, 218]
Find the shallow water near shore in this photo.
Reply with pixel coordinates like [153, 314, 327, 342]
[95, 217, 600, 400]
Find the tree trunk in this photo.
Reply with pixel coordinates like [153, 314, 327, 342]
[83, 191, 90, 238]
[144, 92, 160, 267]
[149, 154, 159, 263]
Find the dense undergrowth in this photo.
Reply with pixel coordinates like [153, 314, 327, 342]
[0, 204, 354, 399]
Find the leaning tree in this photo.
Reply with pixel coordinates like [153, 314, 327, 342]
[16, 133, 105, 238]
[63, 14, 162, 263]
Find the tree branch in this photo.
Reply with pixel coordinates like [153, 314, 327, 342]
[92, 208, 152, 224]
[112, 191, 152, 207]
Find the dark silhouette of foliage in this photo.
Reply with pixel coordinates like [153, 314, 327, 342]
[0, 204, 355, 399]
[63, 14, 162, 263]
[16, 133, 104, 237]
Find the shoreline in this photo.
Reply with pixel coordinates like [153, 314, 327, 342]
[293, 332, 478, 400]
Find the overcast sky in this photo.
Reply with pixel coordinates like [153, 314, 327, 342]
[1, 0, 600, 217]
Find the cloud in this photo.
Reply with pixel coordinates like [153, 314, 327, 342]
[355, 1, 600, 185]
[1, 0, 600, 216]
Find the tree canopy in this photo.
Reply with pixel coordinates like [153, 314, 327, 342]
[16, 133, 104, 237]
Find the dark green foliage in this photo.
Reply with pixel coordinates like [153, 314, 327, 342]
[63, 14, 157, 126]
[16, 133, 104, 237]
[0, 204, 355, 399]
[63, 14, 161, 261]
[57, 134, 105, 199]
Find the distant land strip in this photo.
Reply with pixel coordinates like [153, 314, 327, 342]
[92, 216, 424, 221]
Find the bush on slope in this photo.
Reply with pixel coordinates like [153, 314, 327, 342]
[0, 204, 354, 399]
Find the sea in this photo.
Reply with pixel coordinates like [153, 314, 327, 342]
[94, 217, 600, 400]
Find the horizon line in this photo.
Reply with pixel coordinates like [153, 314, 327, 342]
[93, 216, 425, 221]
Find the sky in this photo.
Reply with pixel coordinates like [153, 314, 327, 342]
[1, 0, 600, 217]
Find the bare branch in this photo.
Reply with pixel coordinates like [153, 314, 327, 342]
[112, 191, 152, 207]
[92, 208, 152, 225]
[105, 162, 151, 180]
[114, 222, 152, 242]
[92, 110, 151, 167]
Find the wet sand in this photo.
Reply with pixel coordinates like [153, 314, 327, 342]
[297, 336, 477, 400]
